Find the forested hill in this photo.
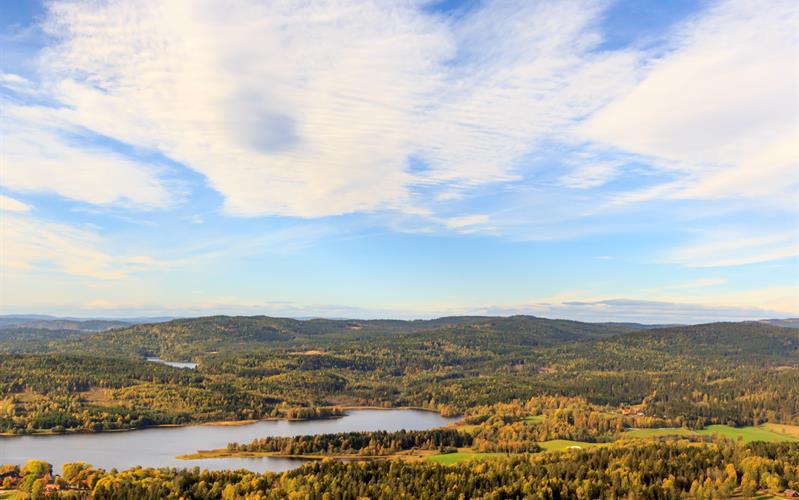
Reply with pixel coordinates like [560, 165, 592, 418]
[4, 315, 799, 364]
[593, 321, 799, 359]
[3, 314, 640, 359]
[3, 315, 798, 365]
[1, 315, 798, 433]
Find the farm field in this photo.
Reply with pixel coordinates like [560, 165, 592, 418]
[624, 425, 799, 443]
[426, 452, 510, 465]
[762, 423, 799, 438]
[623, 427, 695, 438]
[537, 439, 605, 451]
[427, 440, 607, 464]
[430, 424, 799, 468]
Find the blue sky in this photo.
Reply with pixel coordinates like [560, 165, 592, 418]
[0, 0, 796, 323]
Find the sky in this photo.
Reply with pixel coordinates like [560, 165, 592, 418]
[0, 0, 797, 324]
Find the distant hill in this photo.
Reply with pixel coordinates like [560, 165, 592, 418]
[596, 321, 799, 360]
[4, 314, 797, 368]
[53, 315, 502, 359]
[597, 321, 684, 330]
[759, 318, 799, 329]
[1, 314, 636, 359]
[15, 319, 132, 331]
[0, 315, 172, 331]
[0, 314, 57, 328]
[408, 315, 639, 353]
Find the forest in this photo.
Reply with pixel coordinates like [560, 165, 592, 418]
[1, 316, 797, 434]
[3, 440, 798, 498]
[1, 315, 798, 498]
[223, 428, 474, 456]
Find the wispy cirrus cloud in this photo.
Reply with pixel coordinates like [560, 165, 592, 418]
[0, 194, 31, 212]
[31, 0, 449, 217]
[1, 104, 172, 208]
[0, 214, 158, 279]
[664, 230, 799, 268]
[5, 0, 640, 219]
[4, 0, 794, 230]
[533, 297, 792, 324]
[582, 0, 798, 209]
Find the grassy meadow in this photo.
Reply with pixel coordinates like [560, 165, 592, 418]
[624, 424, 799, 443]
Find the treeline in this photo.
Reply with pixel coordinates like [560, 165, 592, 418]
[228, 428, 473, 456]
[13, 441, 797, 499]
[281, 406, 345, 420]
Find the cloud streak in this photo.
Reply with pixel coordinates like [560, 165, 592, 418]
[582, 0, 798, 208]
[0, 215, 154, 279]
[1, 104, 172, 208]
[0, 194, 31, 212]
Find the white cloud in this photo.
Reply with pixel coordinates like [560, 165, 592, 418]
[0, 194, 31, 212]
[668, 278, 726, 289]
[0, 73, 28, 85]
[674, 132, 799, 208]
[664, 231, 799, 267]
[526, 297, 795, 323]
[417, 1, 639, 186]
[35, 0, 449, 217]
[656, 286, 799, 317]
[559, 160, 623, 189]
[0, 214, 161, 279]
[441, 214, 490, 229]
[2, 0, 793, 228]
[17, 0, 639, 218]
[581, 0, 799, 207]
[0, 104, 172, 208]
[473, 286, 797, 323]
[0, 72, 32, 93]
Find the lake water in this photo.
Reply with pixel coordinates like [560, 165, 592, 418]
[146, 357, 198, 369]
[0, 410, 456, 473]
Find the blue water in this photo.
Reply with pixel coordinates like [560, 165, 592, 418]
[0, 409, 456, 473]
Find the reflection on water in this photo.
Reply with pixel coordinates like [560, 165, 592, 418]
[0, 410, 456, 473]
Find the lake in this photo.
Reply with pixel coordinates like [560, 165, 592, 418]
[146, 357, 198, 369]
[0, 410, 456, 473]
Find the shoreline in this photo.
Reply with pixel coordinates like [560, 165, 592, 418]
[0, 406, 454, 437]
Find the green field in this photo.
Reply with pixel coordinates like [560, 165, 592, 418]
[624, 425, 799, 443]
[428, 440, 606, 465]
[426, 452, 510, 465]
[523, 415, 545, 423]
[697, 425, 798, 442]
[538, 439, 604, 451]
[430, 425, 798, 467]
[623, 427, 696, 438]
